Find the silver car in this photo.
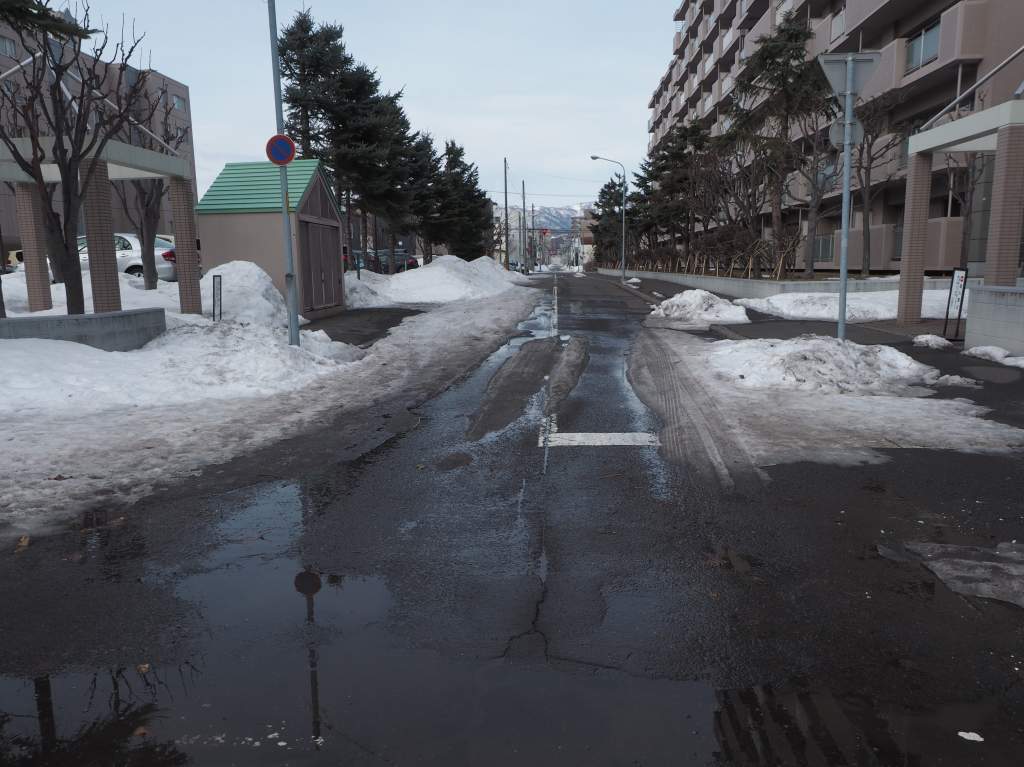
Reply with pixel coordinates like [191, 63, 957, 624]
[77, 233, 178, 281]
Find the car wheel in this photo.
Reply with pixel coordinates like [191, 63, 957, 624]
[126, 266, 144, 278]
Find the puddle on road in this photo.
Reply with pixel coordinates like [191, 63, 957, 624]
[0, 482, 723, 765]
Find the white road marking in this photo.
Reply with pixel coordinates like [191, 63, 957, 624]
[538, 415, 658, 447]
[545, 432, 661, 448]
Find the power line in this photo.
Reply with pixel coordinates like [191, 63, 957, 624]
[484, 190, 595, 198]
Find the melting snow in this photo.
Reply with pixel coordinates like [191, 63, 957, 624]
[650, 290, 750, 329]
[914, 334, 954, 350]
[965, 345, 1024, 369]
[736, 289, 963, 322]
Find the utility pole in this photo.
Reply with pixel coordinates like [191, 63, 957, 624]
[521, 180, 527, 272]
[267, 0, 300, 346]
[531, 203, 536, 269]
[503, 158, 510, 271]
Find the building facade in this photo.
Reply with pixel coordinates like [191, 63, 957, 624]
[648, 0, 1024, 275]
[0, 21, 197, 258]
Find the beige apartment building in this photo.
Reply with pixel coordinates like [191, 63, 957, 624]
[648, 0, 1024, 276]
[0, 21, 197, 257]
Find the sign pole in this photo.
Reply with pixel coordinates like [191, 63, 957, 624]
[267, 0, 301, 347]
[837, 54, 855, 342]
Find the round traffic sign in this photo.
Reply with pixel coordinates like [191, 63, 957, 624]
[266, 134, 296, 166]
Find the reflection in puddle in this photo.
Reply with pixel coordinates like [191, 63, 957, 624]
[713, 683, 1012, 767]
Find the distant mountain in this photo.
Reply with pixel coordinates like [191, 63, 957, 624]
[492, 204, 586, 233]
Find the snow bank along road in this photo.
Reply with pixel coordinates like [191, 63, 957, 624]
[0, 258, 540, 536]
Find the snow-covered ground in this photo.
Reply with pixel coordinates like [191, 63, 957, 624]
[649, 290, 750, 329]
[1, 258, 539, 536]
[704, 336, 974, 395]
[914, 334, 954, 350]
[965, 345, 1024, 369]
[736, 289, 962, 322]
[642, 330, 1024, 471]
[344, 256, 530, 307]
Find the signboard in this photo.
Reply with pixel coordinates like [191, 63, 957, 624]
[829, 118, 865, 149]
[265, 134, 296, 166]
[817, 52, 881, 98]
[944, 268, 968, 340]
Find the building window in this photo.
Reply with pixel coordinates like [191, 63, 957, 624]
[906, 21, 940, 74]
[172, 94, 186, 111]
[0, 35, 16, 58]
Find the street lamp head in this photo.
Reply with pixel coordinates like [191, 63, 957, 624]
[590, 155, 599, 161]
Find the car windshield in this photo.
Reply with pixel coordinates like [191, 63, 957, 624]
[154, 237, 174, 250]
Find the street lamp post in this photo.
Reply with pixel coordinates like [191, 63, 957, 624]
[591, 155, 627, 282]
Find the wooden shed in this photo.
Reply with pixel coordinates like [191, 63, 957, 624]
[197, 160, 346, 319]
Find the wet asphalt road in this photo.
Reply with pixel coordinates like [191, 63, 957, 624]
[3, 274, 1024, 765]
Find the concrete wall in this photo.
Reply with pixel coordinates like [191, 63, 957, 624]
[965, 287, 1024, 355]
[598, 269, 983, 299]
[0, 308, 166, 351]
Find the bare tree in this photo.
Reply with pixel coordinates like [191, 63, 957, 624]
[112, 79, 190, 289]
[791, 103, 840, 277]
[854, 92, 907, 275]
[0, 2, 150, 314]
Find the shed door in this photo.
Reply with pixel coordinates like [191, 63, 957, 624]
[300, 221, 343, 312]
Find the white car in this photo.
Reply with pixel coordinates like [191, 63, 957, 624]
[77, 233, 178, 281]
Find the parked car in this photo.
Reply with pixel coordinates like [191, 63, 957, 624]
[76, 233, 178, 281]
[355, 250, 419, 274]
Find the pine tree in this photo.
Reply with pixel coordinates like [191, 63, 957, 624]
[436, 141, 492, 259]
[729, 11, 826, 271]
[278, 11, 351, 159]
[592, 177, 625, 266]
[406, 132, 443, 261]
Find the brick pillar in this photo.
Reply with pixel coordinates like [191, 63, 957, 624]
[896, 152, 933, 324]
[13, 184, 53, 312]
[170, 176, 201, 314]
[83, 159, 121, 313]
[984, 124, 1024, 287]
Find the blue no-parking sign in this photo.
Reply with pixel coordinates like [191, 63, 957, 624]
[266, 134, 296, 166]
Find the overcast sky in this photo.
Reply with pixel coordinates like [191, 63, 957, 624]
[83, 0, 673, 208]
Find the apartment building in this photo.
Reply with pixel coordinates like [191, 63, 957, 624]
[0, 21, 197, 256]
[647, 0, 1024, 274]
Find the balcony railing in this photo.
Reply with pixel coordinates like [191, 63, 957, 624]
[704, 56, 715, 75]
[722, 74, 735, 93]
[813, 234, 835, 264]
[831, 8, 846, 41]
[703, 94, 714, 114]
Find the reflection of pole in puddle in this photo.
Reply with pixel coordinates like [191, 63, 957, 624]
[33, 675, 57, 752]
[294, 570, 322, 749]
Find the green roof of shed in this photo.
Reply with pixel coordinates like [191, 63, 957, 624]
[197, 159, 331, 215]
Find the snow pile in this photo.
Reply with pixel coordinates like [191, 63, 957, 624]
[199, 261, 290, 327]
[344, 270, 392, 309]
[343, 256, 531, 307]
[1, 260, 296, 327]
[736, 289, 962, 322]
[626, 278, 642, 285]
[650, 289, 750, 328]
[704, 335, 965, 395]
[965, 346, 1024, 369]
[914, 334, 953, 349]
[1, 261, 367, 418]
[4, 325, 364, 416]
